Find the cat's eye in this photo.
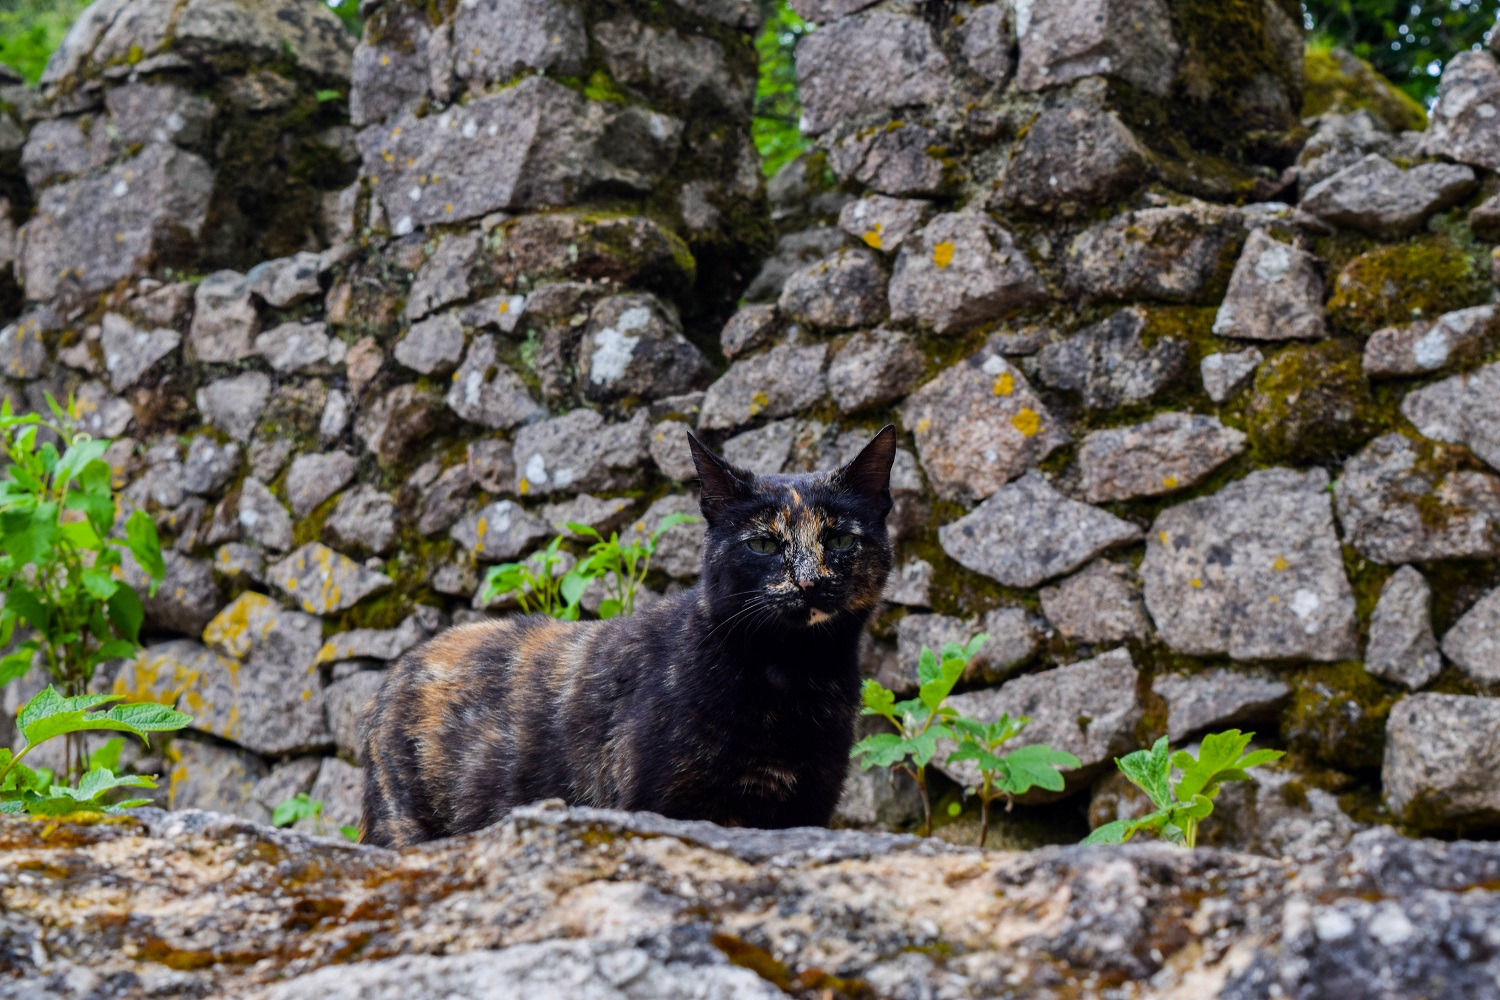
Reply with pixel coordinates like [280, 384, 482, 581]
[828, 533, 856, 551]
[747, 537, 779, 555]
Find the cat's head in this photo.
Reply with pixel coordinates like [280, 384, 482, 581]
[687, 426, 897, 631]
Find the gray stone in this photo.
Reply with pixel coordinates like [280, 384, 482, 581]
[623, 495, 704, 580]
[835, 759, 924, 830]
[1419, 49, 1500, 171]
[1154, 670, 1291, 743]
[255, 321, 340, 373]
[1078, 412, 1247, 502]
[267, 543, 394, 616]
[1334, 434, 1500, 564]
[1367, 566, 1443, 691]
[1211, 229, 1328, 341]
[198, 373, 270, 444]
[1365, 305, 1498, 378]
[120, 549, 219, 638]
[796, 12, 949, 135]
[1040, 559, 1150, 645]
[235, 478, 296, 552]
[324, 486, 398, 556]
[837, 195, 934, 254]
[405, 234, 482, 322]
[958, 2, 1015, 85]
[417, 463, 474, 537]
[183, 436, 240, 496]
[999, 105, 1148, 213]
[174, 0, 353, 78]
[214, 542, 266, 585]
[466, 439, 516, 494]
[1400, 361, 1500, 471]
[359, 77, 681, 231]
[99, 312, 179, 391]
[72, 381, 135, 439]
[1298, 109, 1415, 192]
[697, 343, 828, 431]
[325, 669, 385, 761]
[446, 335, 544, 430]
[318, 609, 441, 666]
[743, 227, 847, 303]
[828, 328, 924, 413]
[901, 348, 1066, 503]
[649, 420, 697, 481]
[349, 3, 430, 127]
[896, 608, 1038, 686]
[1033, 308, 1188, 411]
[394, 312, 466, 376]
[450, 500, 550, 563]
[164, 736, 267, 820]
[1301, 154, 1477, 237]
[1442, 586, 1500, 684]
[299, 757, 363, 836]
[721, 419, 801, 474]
[826, 119, 947, 197]
[788, 0, 879, 20]
[580, 295, 712, 403]
[1065, 201, 1243, 304]
[1468, 191, 1500, 240]
[883, 558, 933, 607]
[358, 383, 449, 467]
[450, 0, 588, 88]
[888, 210, 1048, 335]
[777, 247, 889, 331]
[1201, 348, 1264, 403]
[718, 304, 781, 359]
[0, 312, 51, 380]
[127, 280, 194, 329]
[939, 472, 1142, 588]
[20, 116, 112, 190]
[941, 649, 1143, 790]
[246, 252, 323, 309]
[1383, 693, 1500, 831]
[541, 495, 636, 537]
[107, 80, 214, 149]
[1142, 467, 1358, 662]
[21, 144, 215, 302]
[188, 271, 259, 363]
[1015, 0, 1180, 96]
[594, 16, 747, 111]
[510, 409, 651, 496]
[285, 451, 358, 519]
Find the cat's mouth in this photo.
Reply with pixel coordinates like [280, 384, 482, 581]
[806, 608, 833, 625]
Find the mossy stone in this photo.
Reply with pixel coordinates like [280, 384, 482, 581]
[1301, 46, 1428, 133]
[1284, 661, 1397, 773]
[1246, 340, 1378, 464]
[1326, 238, 1488, 337]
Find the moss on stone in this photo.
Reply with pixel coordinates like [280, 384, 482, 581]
[1326, 238, 1489, 337]
[1284, 661, 1397, 773]
[1245, 340, 1380, 464]
[1301, 45, 1428, 132]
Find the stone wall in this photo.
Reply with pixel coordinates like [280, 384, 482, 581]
[2, 0, 1500, 852]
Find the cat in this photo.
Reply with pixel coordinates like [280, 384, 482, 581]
[358, 425, 897, 848]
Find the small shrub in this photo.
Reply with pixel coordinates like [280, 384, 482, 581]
[273, 792, 357, 841]
[1083, 730, 1284, 848]
[949, 714, 1079, 849]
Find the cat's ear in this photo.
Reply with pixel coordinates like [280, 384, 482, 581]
[836, 424, 897, 502]
[687, 431, 754, 522]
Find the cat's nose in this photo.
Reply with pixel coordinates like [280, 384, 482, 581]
[796, 577, 817, 591]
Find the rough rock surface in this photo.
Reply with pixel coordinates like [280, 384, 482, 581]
[1211, 229, 1327, 341]
[267, 543, 394, 616]
[1366, 566, 1443, 690]
[888, 210, 1047, 334]
[697, 343, 828, 431]
[795, 12, 949, 135]
[1419, 49, 1500, 170]
[998, 104, 1148, 213]
[938, 473, 1142, 588]
[514, 410, 652, 496]
[1400, 361, 1500, 471]
[4, 807, 1500, 998]
[1015, 0, 1180, 96]
[1364, 304, 1497, 377]
[1142, 468, 1359, 661]
[1077, 412, 1246, 502]
[1065, 201, 1243, 303]
[1039, 559, 1150, 644]
[1441, 586, 1500, 684]
[1201, 347, 1263, 403]
[1301, 154, 1476, 237]
[827, 328, 923, 413]
[1154, 669, 1290, 742]
[777, 247, 889, 330]
[1033, 308, 1188, 411]
[1384, 693, 1500, 831]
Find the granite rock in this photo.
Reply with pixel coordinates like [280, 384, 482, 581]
[777, 247, 889, 331]
[357, 383, 449, 467]
[267, 543, 394, 616]
[1033, 308, 1188, 411]
[1364, 305, 1497, 378]
[837, 195, 934, 253]
[188, 271, 259, 363]
[1065, 200, 1243, 304]
[99, 312, 179, 391]
[1015, 0, 1180, 97]
[514, 409, 652, 496]
[285, 451, 357, 520]
[999, 104, 1148, 213]
[1418, 49, 1500, 171]
[1211, 229, 1328, 342]
[828, 328, 923, 413]
[324, 669, 385, 761]
[1366, 566, 1443, 690]
[450, 500, 551, 563]
[579, 294, 712, 403]
[1400, 361, 1500, 471]
[445, 335, 544, 430]
[1383, 693, 1500, 832]
[796, 12, 949, 135]
[888, 210, 1048, 334]
[1301, 154, 1476, 237]
[236, 477, 294, 552]
[1154, 669, 1290, 742]
[718, 303, 781, 359]
[1077, 412, 1247, 502]
[697, 343, 828, 431]
[197, 373, 271, 444]
[324, 486, 398, 556]
[1039, 559, 1150, 645]
[246, 252, 323, 309]
[394, 313, 466, 376]
[1440, 586, 1500, 684]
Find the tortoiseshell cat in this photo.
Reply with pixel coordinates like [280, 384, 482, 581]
[359, 426, 897, 847]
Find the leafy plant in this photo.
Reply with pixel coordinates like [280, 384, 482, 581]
[851, 635, 987, 836]
[0, 685, 190, 817]
[752, 0, 813, 176]
[1083, 731, 1284, 848]
[480, 514, 698, 621]
[273, 792, 357, 841]
[0, 396, 167, 779]
[949, 714, 1080, 849]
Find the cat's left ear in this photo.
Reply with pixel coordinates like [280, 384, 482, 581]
[836, 425, 897, 503]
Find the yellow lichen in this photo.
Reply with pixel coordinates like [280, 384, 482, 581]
[1010, 408, 1041, 437]
[933, 242, 955, 269]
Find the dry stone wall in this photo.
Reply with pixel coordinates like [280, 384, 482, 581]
[1, 0, 1499, 856]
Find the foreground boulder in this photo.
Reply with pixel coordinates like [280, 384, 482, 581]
[2, 806, 1499, 998]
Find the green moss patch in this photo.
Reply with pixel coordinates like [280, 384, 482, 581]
[1302, 46, 1428, 133]
[1326, 238, 1489, 337]
[1245, 340, 1380, 464]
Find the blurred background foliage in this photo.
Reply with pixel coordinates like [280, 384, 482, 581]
[0, 0, 1495, 168]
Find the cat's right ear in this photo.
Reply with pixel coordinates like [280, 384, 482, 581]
[687, 431, 753, 523]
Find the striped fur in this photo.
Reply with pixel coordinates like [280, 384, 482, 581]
[360, 427, 897, 847]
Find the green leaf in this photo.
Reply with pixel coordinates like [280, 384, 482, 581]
[89, 738, 125, 773]
[1082, 819, 1132, 845]
[1117, 736, 1174, 810]
[597, 599, 622, 619]
[107, 584, 145, 643]
[272, 793, 323, 828]
[906, 729, 940, 767]
[52, 438, 109, 490]
[918, 652, 964, 714]
[859, 679, 896, 720]
[564, 521, 604, 541]
[16, 687, 190, 749]
[124, 510, 165, 591]
[82, 567, 119, 600]
[340, 825, 360, 842]
[315, 88, 341, 102]
[88, 638, 142, 670]
[946, 743, 1006, 771]
[4, 584, 50, 635]
[559, 569, 591, 607]
[1175, 730, 1283, 804]
[851, 732, 907, 768]
[2, 501, 59, 565]
[100, 701, 193, 733]
[997, 744, 1080, 795]
[0, 641, 37, 685]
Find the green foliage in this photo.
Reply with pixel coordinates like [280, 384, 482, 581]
[480, 514, 699, 621]
[325, 0, 363, 37]
[0, 685, 190, 818]
[1083, 731, 1284, 848]
[753, 1, 813, 177]
[0, 0, 91, 86]
[1304, 0, 1500, 105]
[273, 792, 359, 841]
[949, 714, 1079, 848]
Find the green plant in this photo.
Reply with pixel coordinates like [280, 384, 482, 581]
[752, 1, 813, 176]
[480, 514, 698, 621]
[273, 792, 357, 841]
[1083, 730, 1285, 848]
[851, 635, 987, 836]
[0, 396, 167, 779]
[1, 686, 190, 817]
[949, 714, 1080, 849]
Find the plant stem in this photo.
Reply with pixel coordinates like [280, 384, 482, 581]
[978, 775, 992, 849]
